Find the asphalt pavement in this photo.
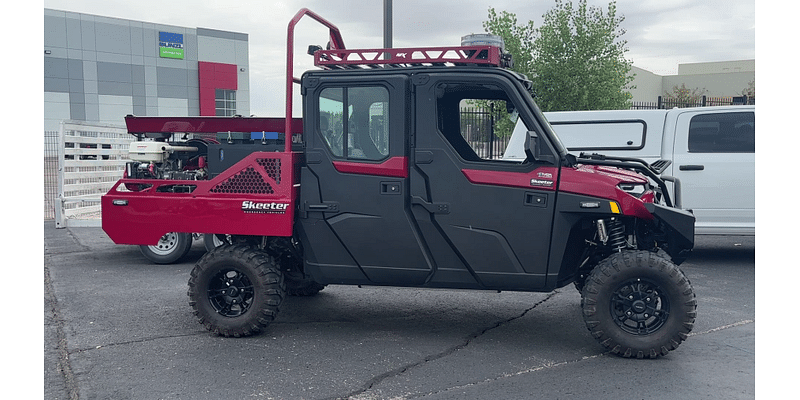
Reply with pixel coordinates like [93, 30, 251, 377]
[44, 222, 756, 400]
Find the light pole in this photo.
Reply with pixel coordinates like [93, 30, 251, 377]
[383, 0, 392, 58]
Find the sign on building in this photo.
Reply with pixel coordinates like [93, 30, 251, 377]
[159, 32, 184, 59]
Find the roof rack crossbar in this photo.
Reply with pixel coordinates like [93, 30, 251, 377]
[314, 45, 503, 68]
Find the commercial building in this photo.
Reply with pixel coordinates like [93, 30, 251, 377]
[44, 9, 251, 134]
[630, 60, 755, 103]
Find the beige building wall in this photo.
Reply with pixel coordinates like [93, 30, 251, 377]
[678, 60, 755, 75]
[629, 66, 663, 102]
[628, 60, 755, 103]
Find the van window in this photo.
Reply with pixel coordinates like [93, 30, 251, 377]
[549, 120, 645, 151]
[688, 112, 754, 153]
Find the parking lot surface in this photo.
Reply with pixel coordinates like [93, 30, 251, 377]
[44, 223, 755, 399]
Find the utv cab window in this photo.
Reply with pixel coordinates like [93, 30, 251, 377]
[319, 86, 390, 160]
[436, 82, 530, 163]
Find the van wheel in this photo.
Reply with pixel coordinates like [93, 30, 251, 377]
[139, 232, 192, 264]
[581, 250, 696, 358]
[188, 244, 285, 337]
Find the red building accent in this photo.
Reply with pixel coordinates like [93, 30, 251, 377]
[198, 61, 238, 116]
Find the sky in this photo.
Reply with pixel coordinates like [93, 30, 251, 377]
[39, 0, 756, 117]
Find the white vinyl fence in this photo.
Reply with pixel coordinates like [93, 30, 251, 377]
[55, 120, 131, 228]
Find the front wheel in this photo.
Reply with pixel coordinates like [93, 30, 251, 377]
[139, 232, 193, 264]
[187, 244, 285, 337]
[581, 250, 696, 358]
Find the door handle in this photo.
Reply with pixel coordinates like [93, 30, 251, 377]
[304, 201, 339, 212]
[411, 196, 450, 214]
[524, 192, 547, 207]
[380, 182, 401, 195]
[679, 165, 704, 171]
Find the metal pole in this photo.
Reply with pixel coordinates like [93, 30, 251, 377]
[384, 0, 392, 58]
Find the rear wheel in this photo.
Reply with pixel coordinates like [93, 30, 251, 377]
[188, 244, 285, 337]
[581, 250, 696, 358]
[139, 232, 192, 264]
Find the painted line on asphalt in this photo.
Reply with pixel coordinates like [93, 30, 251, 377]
[688, 319, 754, 337]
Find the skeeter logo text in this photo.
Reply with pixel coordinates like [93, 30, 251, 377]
[241, 201, 289, 214]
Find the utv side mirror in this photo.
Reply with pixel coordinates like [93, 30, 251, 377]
[525, 131, 539, 161]
[525, 131, 556, 164]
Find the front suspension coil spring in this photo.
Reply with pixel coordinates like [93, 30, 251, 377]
[607, 218, 627, 251]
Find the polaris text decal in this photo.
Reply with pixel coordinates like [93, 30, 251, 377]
[241, 201, 289, 214]
[530, 171, 554, 187]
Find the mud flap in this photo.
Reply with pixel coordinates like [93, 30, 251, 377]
[645, 203, 695, 264]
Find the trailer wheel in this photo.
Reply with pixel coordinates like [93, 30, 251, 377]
[139, 232, 192, 264]
[188, 244, 285, 337]
[581, 250, 696, 358]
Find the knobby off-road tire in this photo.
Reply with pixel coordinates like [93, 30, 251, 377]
[187, 244, 286, 337]
[139, 232, 193, 264]
[581, 250, 697, 358]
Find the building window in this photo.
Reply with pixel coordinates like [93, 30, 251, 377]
[215, 89, 236, 116]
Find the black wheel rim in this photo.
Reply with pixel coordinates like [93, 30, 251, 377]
[207, 268, 255, 317]
[610, 278, 670, 335]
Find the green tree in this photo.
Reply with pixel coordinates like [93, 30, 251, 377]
[482, 8, 536, 80]
[479, 10, 536, 138]
[483, 1, 635, 112]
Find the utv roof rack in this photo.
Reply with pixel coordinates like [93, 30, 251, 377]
[284, 8, 510, 152]
[313, 46, 510, 69]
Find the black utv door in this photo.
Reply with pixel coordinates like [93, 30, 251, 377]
[409, 71, 561, 290]
[298, 73, 432, 285]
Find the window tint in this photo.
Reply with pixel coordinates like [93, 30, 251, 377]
[319, 86, 389, 161]
[688, 112, 754, 153]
